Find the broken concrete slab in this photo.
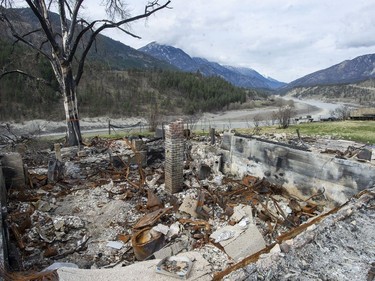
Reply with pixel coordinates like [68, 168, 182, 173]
[153, 239, 189, 260]
[179, 194, 199, 218]
[152, 224, 170, 236]
[57, 251, 212, 281]
[210, 225, 243, 247]
[211, 223, 266, 261]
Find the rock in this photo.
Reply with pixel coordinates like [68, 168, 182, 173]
[230, 204, 253, 223]
[269, 244, 281, 254]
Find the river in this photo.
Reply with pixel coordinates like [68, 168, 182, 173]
[193, 98, 344, 131]
[0, 99, 345, 138]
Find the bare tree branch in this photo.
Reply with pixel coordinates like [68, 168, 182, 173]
[1, 12, 52, 61]
[39, 38, 50, 50]
[0, 0, 13, 8]
[20, 28, 43, 39]
[1, 0, 172, 146]
[104, 0, 129, 20]
[74, 0, 171, 84]
[25, 0, 60, 53]
[66, 0, 84, 48]
[117, 25, 141, 38]
[0, 69, 53, 87]
[64, 0, 73, 16]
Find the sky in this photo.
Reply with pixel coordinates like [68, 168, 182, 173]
[82, 0, 375, 82]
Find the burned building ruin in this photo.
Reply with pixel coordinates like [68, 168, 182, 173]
[0, 122, 374, 280]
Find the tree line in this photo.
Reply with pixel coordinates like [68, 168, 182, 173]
[0, 39, 259, 122]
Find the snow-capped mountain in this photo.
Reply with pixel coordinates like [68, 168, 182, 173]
[139, 42, 285, 90]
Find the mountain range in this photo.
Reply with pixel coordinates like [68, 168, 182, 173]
[138, 42, 285, 90]
[2, 8, 375, 94]
[282, 53, 375, 91]
[0, 8, 175, 71]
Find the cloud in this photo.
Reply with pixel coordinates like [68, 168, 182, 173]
[86, 0, 375, 82]
[336, 4, 375, 49]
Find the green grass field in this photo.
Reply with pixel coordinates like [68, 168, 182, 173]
[37, 121, 374, 146]
[237, 121, 375, 144]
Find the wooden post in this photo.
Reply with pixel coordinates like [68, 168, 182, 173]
[210, 128, 216, 145]
[108, 119, 111, 135]
[296, 128, 301, 141]
[54, 143, 62, 162]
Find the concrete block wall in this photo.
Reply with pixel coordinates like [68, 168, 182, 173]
[221, 133, 375, 204]
[165, 120, 184, 193]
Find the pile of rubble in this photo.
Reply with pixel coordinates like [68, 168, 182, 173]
[1, 131, 373, 280]
[223, 188, 375, 281]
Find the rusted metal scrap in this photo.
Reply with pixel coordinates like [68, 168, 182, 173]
[131, 226, 165, 260]
[9, 223, 25, 250]
[146, 189, 164, 211]
[133, 207, 172, 230]
[0, 266, 59, 281]
[178, 218, 211, 234]
[195, 191, 210, 220]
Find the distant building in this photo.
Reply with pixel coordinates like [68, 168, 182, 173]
[295, 115, 314, 123]
[350, 108, 375, 120]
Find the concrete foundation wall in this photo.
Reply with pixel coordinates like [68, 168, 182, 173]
[221, 133, 375, 204]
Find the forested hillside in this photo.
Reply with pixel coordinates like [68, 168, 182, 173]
[285, 79, 375, 106]
[0, 39, 266, 121]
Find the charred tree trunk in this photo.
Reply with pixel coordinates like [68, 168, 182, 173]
[1, 0, 171, 148]
[62, 65, 82, 146]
